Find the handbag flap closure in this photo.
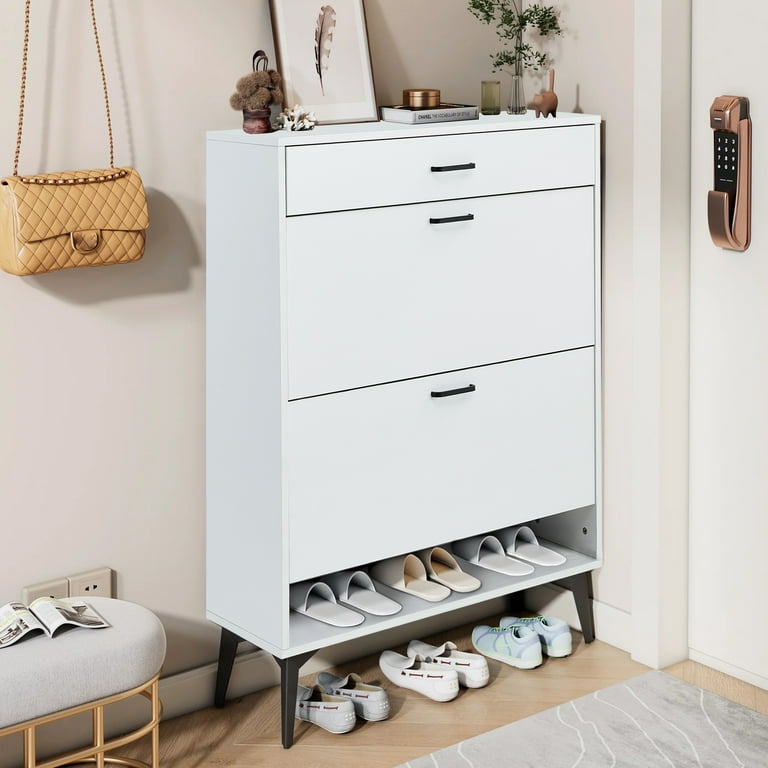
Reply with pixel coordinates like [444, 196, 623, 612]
[1, 167, 149, 243]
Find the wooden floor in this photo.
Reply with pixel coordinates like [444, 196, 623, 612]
[123, 617, 768, 768]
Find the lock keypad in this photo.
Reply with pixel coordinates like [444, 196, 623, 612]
[715, 130, 738, 193]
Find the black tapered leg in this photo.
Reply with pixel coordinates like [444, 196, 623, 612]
[558, 571, 595, 643]
[276, 651, 316, 749]
[214, 628, 245, 707]
[506, 590, 526, 616]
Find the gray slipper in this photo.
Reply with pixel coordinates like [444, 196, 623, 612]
[290, 581, 365, 627]
[451, 534, 534, 576]
[322, 570, 401, 616]
[497, 525, 566, 566]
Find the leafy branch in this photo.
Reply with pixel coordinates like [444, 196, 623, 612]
[468, 0, 562, 75]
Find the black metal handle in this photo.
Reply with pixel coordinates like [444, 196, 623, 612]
[430, 384, 476, 398]
[429, 214, 474, 225]
[430, 162, 476, 172]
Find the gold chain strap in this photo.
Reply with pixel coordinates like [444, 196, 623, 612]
[89, 0, 115, 169]
[13, 0, 115, 177]
[17, 169, 127, 185]
[13, 1, 30, 177]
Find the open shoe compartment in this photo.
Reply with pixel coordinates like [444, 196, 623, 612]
[287, 510, 600, 652]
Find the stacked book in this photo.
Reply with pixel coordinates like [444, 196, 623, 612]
[380, 103, 479, 125]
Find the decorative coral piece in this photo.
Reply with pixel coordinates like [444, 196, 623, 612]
[275, 105, 317, 131]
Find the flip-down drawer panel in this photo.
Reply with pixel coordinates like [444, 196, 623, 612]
[286, 347, 596, 582]
[286, 186, 595, 399]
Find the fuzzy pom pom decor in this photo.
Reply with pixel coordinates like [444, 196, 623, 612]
[230, 51, 284, 112]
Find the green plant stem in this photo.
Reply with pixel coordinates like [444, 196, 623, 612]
[468, 0, 562, 74]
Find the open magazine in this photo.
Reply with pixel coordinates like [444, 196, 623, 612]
[0, 597, 110, 648]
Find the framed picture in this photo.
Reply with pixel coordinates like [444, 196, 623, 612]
[270, 0, 378, 124]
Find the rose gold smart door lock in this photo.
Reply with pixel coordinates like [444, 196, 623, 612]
[708, 95, 751, 251]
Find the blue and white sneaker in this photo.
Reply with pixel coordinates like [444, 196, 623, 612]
[500, 615, 573, 657]
[471, 623, 543, 669]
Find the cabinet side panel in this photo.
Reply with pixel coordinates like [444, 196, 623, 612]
[206, 139, 286, 647]
[593, 126, 604, 563]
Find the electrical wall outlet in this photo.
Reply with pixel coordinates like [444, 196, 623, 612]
[67, 567, 114, 598]
[22, 577, 70, 604]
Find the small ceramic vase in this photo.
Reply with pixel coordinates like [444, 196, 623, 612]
[242, 108, 272, 134]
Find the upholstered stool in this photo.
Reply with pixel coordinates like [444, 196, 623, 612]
[0, 597, 166, 768]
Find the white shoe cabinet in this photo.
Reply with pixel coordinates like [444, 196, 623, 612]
[206, 113, 602, 747]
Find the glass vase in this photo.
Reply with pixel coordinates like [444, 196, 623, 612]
[507, 74, 526, 115]
[480, 80, 501, 115]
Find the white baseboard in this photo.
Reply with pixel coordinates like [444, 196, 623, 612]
[688, 649, 768, 692]
[524, 584, 632, 653]
[157, 648, 279, 719]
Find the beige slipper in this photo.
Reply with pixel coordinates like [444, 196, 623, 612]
[369, 554, 450, 602]
[416, 546, 481, 593]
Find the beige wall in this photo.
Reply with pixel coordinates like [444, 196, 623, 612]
[0, 0, 634, 678]
[0, 0, 270, 675]
[688, 0, 768, 686]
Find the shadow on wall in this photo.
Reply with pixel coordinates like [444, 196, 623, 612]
[155, 610, 226, 677]
[23, 189, 200, 305]
[363, 1, 409, 107]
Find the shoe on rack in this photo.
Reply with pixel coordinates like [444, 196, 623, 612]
[496, 525, 566, 566]
[406, 639, 489, 688]
[295, 684, 356, 733]
[415, 546, 481, 593]
[379, 649, 459, 702]
[471, 624, 543, 670]
[316, 671, 390, 721]
[500, 615, 573, 657]
[369, 553, 451, 602]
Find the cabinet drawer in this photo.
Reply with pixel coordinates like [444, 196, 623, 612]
[286, 186, 595, 399]
[285, 126, 595, 214]
[285, 347, 596, 582]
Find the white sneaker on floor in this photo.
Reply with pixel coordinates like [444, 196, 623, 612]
[379, 649, 459, 702]
[500, 615, 573, 657]
[471, 623, 543, 669]
[295, 684, 356, 733]
[316, 671, 390, 721]
[406, 639, 489, 688]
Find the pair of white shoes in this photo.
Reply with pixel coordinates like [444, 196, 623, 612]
[295, 671, 389, 734]
[379, 639, 489, 702]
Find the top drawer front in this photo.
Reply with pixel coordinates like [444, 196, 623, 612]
[285, 125, 595, 215]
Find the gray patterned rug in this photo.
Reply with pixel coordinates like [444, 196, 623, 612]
[397, 670, 768, 767]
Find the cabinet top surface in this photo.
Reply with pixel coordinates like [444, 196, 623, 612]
[207, 111, 601, 147]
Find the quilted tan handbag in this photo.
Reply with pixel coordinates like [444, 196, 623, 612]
[0, 0, 149, 276]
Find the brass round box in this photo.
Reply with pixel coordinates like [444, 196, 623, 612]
[403, 88, 441, 108]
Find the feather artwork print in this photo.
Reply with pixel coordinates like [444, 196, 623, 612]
[314, 5, 336, 95]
